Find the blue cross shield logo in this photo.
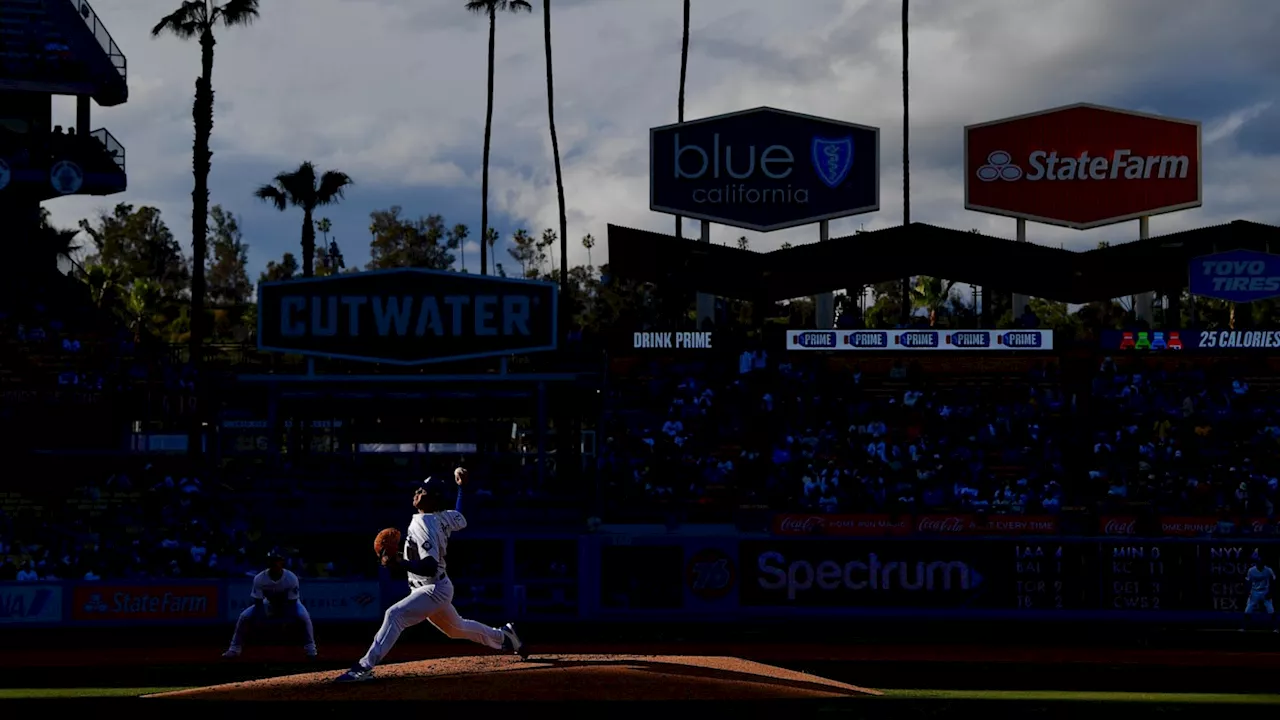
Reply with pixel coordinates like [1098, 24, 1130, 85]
[811, 136, 854, 189]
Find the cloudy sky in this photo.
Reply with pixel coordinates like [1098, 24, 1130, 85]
[45, 0, 1280, 282]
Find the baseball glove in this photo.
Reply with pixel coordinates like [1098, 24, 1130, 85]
[374, 527, 402, 558]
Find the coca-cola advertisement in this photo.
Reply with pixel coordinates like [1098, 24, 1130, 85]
[1098, 516, 1279, 537]
[771, 513, 1057, 537]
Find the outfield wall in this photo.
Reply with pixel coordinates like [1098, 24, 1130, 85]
[3, 534, 1276, 628]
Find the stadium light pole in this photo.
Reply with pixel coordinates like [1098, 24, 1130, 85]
[899, 0, 912, 327]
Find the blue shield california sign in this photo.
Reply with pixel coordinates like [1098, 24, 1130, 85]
[650, 107, 879, 232]
[0, 585, 62, 624]
[1188, 249, 1280, 303]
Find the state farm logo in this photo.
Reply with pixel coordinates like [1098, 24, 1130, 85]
[976, 149, 1189, 183]
[917, 516, 970, 533]
[963, 103, 1201, 230]
[1103, 518, 1137, 535]
[81, 594, 108, 613]
[976, 151, 1022, 182]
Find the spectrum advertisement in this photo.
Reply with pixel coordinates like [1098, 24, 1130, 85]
[1101, 329, 1280, 352]
[786, 329, 1054, 351]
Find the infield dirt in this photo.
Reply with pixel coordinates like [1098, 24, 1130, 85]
[144, 654, 881, 701]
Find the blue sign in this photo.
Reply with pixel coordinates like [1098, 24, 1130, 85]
[256, 269, 558, 365]
[1188, 249, 1280, 303]
[650, 107, 879, 232]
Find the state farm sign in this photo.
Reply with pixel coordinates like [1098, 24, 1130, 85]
[964, 103, 1201, 229]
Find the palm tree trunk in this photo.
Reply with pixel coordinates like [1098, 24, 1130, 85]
[675, 0, 690, 241]
[898, 0, 911, 326]
[188, 31, 216, 463]
[480, 8, 498, 276]
[301, 210, 317, 276]
[544, 0, 568, 288]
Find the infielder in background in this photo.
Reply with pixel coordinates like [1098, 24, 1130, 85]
[335, 467, 524, 683]
[1241, 550, 1278, 633]
[224, 549, 318, 658]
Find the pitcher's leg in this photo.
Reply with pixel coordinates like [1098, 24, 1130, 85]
[297, 603, 317, 655]
[427, 602, 504, 650]
[226, 606, 256, 655]
[358, 589, 439, 669]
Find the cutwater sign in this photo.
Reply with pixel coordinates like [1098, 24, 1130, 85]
[1189, 250, 1280, 303]
[650, 107, 879, 232]
[257, 269, 558, 365]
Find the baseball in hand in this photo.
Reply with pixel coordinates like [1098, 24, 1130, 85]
[374, 527, 402, 557]
[454, 467, 467, 485]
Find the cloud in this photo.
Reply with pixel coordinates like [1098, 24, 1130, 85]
[41, 0, 1280, 284]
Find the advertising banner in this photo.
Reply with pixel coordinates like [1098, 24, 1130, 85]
[786, 329, 1053, 352]
[257, 269, 558, 365]
[630, 331, 717, 350]
[1099, 516, 1278, 537]
[772, 513, 1060, 537]
[739, 540, 992, 608]
[650, 107, 879, 232]
[964, 103, 1201, 229]
[1100, 329, 1280, 352]
[1188, 249, 1280, 304]
[224, 580, 382, 621]
[71, 583, 220, 623]
[0, 584, 62, 624]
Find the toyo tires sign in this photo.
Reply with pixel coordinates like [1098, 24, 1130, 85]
[964, 103, 1201, 229]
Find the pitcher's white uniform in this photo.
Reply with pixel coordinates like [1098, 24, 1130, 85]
[357, 505, 506, 669]
[1245, 564, 1276, 614]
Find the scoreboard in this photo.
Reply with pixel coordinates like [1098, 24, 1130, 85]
[737, 538, 1272, 616]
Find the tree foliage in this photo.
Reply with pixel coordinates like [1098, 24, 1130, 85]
[366, 207, 460, 271]
[79, 203, 190, 302]
[206, 205, 252, 306]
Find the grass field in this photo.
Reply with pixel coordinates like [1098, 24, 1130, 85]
[3, 686, 1280, 705]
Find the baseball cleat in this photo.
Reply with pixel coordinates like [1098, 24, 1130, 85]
[501, 623, 527, 659]
[334, 663, 375, 683]
[222, 648, 241, 659]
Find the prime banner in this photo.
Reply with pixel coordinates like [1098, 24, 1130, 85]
[738, 538, 1280, 614]
[786, 329, 1054, 352]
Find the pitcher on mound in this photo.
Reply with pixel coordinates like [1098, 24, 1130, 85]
[335, 467, 526, 683]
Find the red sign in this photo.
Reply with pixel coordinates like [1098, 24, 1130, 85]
[71, 584, 219, 622]
[965, 103, 1201, 229]
[771, 513, 1057, 536]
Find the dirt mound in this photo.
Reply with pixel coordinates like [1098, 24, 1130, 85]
[145, 653, 881, 701]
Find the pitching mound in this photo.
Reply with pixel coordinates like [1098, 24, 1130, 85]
[146, 654, 881, 701]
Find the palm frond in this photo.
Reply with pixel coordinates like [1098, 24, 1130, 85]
[150, 0, 208, 39]
[253, 185, 288, 211]
[315, 171, 354, 205]
[214, 0, 260, 27]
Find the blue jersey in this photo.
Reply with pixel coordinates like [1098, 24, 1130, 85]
[1247, 566, 1275, 594]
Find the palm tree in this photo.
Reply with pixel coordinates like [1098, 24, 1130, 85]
[911, 276, 956, 327]
[485, 227, 499, 274]
[316, 217, 333, 245]
[581, 233, 595, 267]
[466, 0, 532, 277]
[451, 223, 470, 271]
[152, 0, 258, 461]
[676, 0, 690, 241]
[253, 162, 354, 277]
[542, 0, 568, 286]
[899, 0, 911, 325]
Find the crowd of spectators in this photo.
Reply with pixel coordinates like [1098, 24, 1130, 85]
[598, 351, 1280, 524]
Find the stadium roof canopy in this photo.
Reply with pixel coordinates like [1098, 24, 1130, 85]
[606, 220, 1280, 304]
